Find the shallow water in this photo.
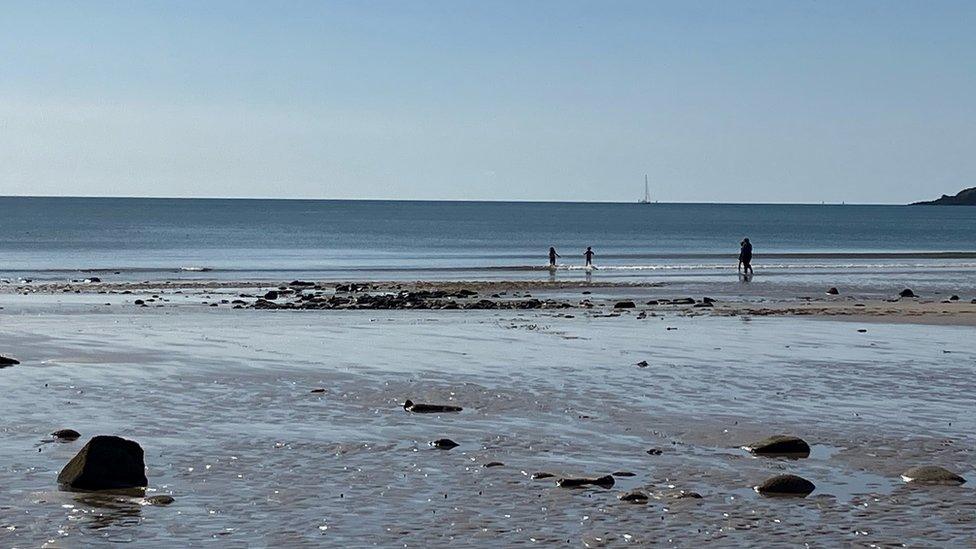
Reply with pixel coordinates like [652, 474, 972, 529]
[1, 308, 974, 546]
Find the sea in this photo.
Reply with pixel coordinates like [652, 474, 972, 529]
[2, 196, 975, 287]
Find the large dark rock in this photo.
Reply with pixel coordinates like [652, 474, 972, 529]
[57, 436, 148, 491]
[899, 288, 917, 298]
[755, 474, 815, 497]
[826, 287, 839, 295]
[743, 435, 811, 458]
[0, 355, 19, 368]
[263, 290, 279, 300]
[901, 466, 966, 485]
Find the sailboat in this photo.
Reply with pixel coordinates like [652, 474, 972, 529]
[638, 174, 651, 204]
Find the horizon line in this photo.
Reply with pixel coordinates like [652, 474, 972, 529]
[0, 194, 912, 206]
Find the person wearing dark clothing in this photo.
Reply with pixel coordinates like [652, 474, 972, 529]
[738, 238, 753, 274]
[548, 247, 560, 267]
[584, 247, 595, 267]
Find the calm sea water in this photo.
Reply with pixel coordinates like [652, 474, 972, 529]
[2, 197, 975, 282]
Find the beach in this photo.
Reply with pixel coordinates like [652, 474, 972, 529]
[1, 278, 974, 546]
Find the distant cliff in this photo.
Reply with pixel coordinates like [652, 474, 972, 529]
[912, 187, 976, 205]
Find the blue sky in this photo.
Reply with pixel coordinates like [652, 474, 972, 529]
[1, 1, 973, 203]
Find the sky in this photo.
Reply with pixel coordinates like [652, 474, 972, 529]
[0, 1, 974, 203]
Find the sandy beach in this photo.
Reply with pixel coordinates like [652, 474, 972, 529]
[2, 279, 974, 546]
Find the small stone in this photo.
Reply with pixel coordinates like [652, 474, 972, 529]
[613, 301, 636, 309]
[743, 435, 811, 458]
[133, 299, 145, 305]
[309, 388, 325, 393]
[556, 475, 615, 489]
[483, 462, 504, 468]
[857, 329, 867, 333]
[531, 472, 555, 480]
[263, 290, 279, 300]
[430, 439, 459, 450]
[755, 474, 815, 497]
[646, 448, 663, 456]
[618, 490, 648, 503]
[52, 429, 81, 441]
[144, 495, 175, 505]
[671, 491, 703, 499]
[636, 360, 649, 368]
[826, 287, 839, 295]
[611, 471, 635, 477]
[900, 466, 966, 485]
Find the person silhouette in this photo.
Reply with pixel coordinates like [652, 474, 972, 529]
[738, 238, 753, 275]
[584, 246, 595, 267]
[548, 247, 560, 267]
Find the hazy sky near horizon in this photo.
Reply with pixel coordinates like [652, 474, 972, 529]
[1, 1, 974, 203]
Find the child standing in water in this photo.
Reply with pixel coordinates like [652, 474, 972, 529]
[584, 246, 595, 267]
[548, 247, 560, 267]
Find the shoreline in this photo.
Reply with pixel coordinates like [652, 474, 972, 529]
[3, 278, 975, 325]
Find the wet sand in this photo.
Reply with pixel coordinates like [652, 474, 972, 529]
[1, 287, 974, 546]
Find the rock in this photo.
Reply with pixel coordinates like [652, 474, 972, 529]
[949, 295, 960, 301]
[556, 475, 615, 489]
[613, 301, 636, 309]
[743, 435, 811, 458]
[611, 471, 635, 477]
[52, 429, 81, 441]
[671, 491, 703, 499]
[263, 290, 279, 300]
[403, 399, 462, 413]
[133, 299, 145, 305]
[635, 360, 649, 368]
[646, 448, 663, 456]
[618, 490, 648, 503]
[430, 438, 459, 450]
[85, 277, 101, 283]
[857, 329, 867, 333]
[0, 355, 20, 368]
[310, 388, 325, 394]
[900, 466, 966, 485]
[531, 472, 555, 480]
[671, 298, 695, 305]
[702, 296, 716, 304]
[57, 436, 148, 491]
[289, 280, 315, 287]
[693, 301, 713, 308]
[754, 474, 815, 497]
[899, 288, 916, 298]
[483, 462, 504, 468]
[144, 495, 175, 505]
[826, 287, 839, 295]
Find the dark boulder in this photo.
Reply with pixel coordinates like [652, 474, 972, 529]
[263, 290, 279, 300]
[901, 466, 966, 485]
[289, 280, 316, 287]
[671, 298, 695, 305]
[826, 287, 839, 295]
[755, 474, 815, 497]
[0, 355, 20, 368]
[613, 301, 636, 309]
[403, 399, 462, 413]
[531, 472, 555, 480]
[743, 435, 811, 458]
[899, 288, 917, 298]
[483, 462, 504, 468]
[57, 436, 148, 491]
[702, 296, 716, 304]
[949, 295, 960, 301]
